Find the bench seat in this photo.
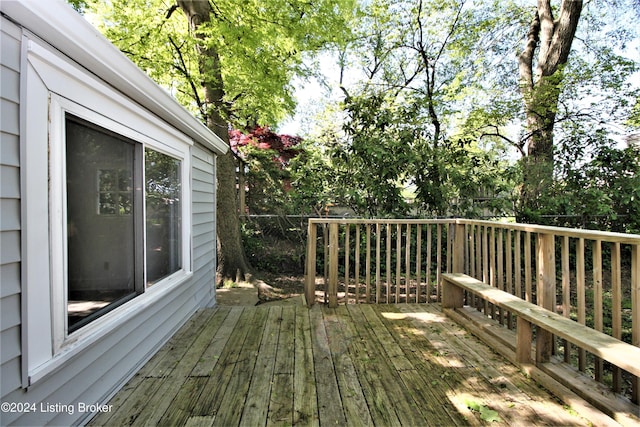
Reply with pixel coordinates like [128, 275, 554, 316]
[442, 272, 640, 379]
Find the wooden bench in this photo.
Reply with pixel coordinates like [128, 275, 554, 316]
[441, 272, 640, 380]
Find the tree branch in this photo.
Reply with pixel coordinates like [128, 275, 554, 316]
[167, 35, 204, 113]
[542, 0, 583, 75]
[478, 125, 525, 157]
[518, 9, 540, 96]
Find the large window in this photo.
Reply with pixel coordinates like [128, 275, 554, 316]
[64, 114, 184, 333]
[23, 37, 194, 385]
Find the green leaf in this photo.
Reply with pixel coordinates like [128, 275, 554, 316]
[465, 399, 502, 423]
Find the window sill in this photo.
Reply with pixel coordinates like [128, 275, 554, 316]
[27, 270, 193, 387]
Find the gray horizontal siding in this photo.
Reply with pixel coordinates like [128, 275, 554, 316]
[0, 356, 20, 398]
[191, 144, 216, 304]
[1, 164, 20, 198]
[1, 63, 20, 102]
[1, 16, 22, 424]
[0, 293, 20, 331]
[6, 279, 205, 426]
[0, 17, 21, 71]
[1, 132, 20, 167]
[0, 230, 20, 265]
[0, 262, 20, 298]
[0, 325, 20, 371]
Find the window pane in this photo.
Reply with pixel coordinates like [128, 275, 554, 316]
[66, 116, 137, 332]
[145, 149, 181, 284]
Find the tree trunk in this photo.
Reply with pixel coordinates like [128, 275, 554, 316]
[178, 0, 251, 282]
[518, 0, 582, 220]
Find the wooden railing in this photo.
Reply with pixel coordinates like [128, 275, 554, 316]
[304, 218, 640, 407]
[304, 219, 455, 306]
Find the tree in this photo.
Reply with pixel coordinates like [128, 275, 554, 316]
[86, 0, 355, 282]
[176, 0, 254, 282]
[229, 126, 302, 215]
[457, 0, 639, 225]
[309, 0, 514, 217]
[517, 0, 583, 219]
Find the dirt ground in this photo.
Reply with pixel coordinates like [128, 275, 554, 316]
[215, 271, 305, 306]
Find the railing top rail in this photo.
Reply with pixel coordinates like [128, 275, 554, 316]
[307, 217, 640, 244]
[307, 218, 455, 225]
[456, 219, 640, 244]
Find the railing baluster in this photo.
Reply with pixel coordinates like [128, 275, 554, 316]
[468, 225, 476, 308]
[506, 229, 513, 329]
[562, 235, 571, 363]
[632, 244, 639, 404]
[365, 224, 371, 304]
[396, 224, 402, 303]
[355, 225, 360, 304]
[376, 223, 381, 304]
[611, 242, 622, 392]
[323, 224, 329, 305]
[593, 240, 603, 382]
[490, 227, 497, 320]
[416, 224, 422, 304]
[482, 226, 489, 314]
[476, 226, 483, 311]
[437, 224, 442, 301]
[469, 225, 476, 279]
[426, 224, 432, 303]
[514, 230, 522, 300]
[328, 223, 339, 308]
[506, 229, 513, 295]
[577, 237, 586, 372]
[386, 223, 391, 304]
[497, 228, 504, 324]
[344, 224, 350, 302]
[406, 223, 412, 303]
[447, 223, 453, 274]
[525, 232, 532, 303]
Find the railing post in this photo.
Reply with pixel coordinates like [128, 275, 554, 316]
[453, 222, 465, 273]
[516, 317, 533, 364]
[536, 233, 555, 363]
[305, 221, 317, 307]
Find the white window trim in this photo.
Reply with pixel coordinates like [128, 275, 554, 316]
[22, 33, 193, 386]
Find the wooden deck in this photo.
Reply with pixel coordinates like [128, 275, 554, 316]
[89, 303, 596, 427]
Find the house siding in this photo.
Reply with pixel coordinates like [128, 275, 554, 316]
[1, 14, 23, 410]
[191, 144, 217, 306]
[0, 14, 219, 426]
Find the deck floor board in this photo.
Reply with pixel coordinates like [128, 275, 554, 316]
[89, 304, 593, 427]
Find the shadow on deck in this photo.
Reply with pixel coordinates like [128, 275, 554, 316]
[89, 303, 600, 426]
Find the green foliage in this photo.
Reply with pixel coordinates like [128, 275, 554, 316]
[534, 140, 640, 233]
[231, 126, 304, 215]
[296, 0, 518, 218]
[336, 91, 415, 216]
[465, 400, 501, 423]
[629, 98, 640, 128]
[85, 0, 357, 127]
[83, 0, 640, 232]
